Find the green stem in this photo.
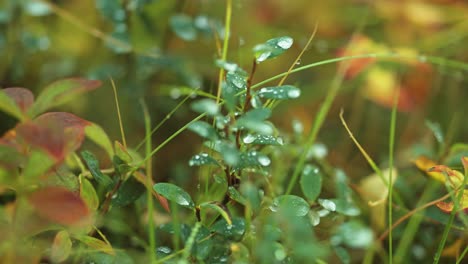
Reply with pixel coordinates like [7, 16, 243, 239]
[140, 99, 156, 263]
[252, 53, 468, 90]
[138, 113, 207, 167]
[216, 0, 232, 103]
[387, 92, 398, 264]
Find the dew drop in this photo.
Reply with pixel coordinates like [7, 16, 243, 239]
[319, 199, 336, 211]
[243, 134, 255, 144]
[277, 37, 293, 49]
[170, 88, 181, 99]
[257, 51, 271, 62]
[277, 137, 284, 145]
[287, 88, 301, 98]
[257, 156, 271, 166]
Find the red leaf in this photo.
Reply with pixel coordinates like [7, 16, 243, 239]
[16, 112, 90, 161]
[337, 35, 378, 79]
[28, 186, 91, 226]
[3, 88, 34, 113]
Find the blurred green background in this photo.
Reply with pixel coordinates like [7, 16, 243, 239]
[1, 0, 467, 185]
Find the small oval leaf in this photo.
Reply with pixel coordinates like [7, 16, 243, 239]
[188, 121, 219, 140]
[257, 85, 301, 99]
[236, 151, 271, 169]
[253, 36, 294, 63]
[227, 186, 247, 205]
[85, 122, 114, 158]
[0, 88, 25, 120]
[154, 183, 195, 209]
[189, 153, 219, 167]
[29, 78, 101, 117]
[242, 134, 283, 145]
[80, 177, 99, 211]
[300, 164, 323, 202]
[75, 235, 115, 255]
[191, 99, 219, 116]
[199, 202, 232, 225]
[51, 230, 72, 263]
[270, 195, 310, 217]
[81, 151, 113, 189]
[28, 186, 91, 226]
[170, 14, 197, 41]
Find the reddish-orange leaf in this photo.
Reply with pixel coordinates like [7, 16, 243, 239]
[337, 35, 379, 79]
[16, 112, 90, 161]
[3, 87, 35, 114]
[28, 186, 91, 226]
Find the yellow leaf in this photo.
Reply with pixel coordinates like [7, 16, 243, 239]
[413, 156, 445, 183]
[51, 230, 72, 263]
[359, 168, 398, 231]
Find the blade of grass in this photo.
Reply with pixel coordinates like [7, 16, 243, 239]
[340, 109, 406, 208]
[387, 91, 399, 263]
[252, 54, 468, 91]
[137, 113, 206, 168]
[456, 245, 468, 264]
[135, 91, 195, 151]
[266, 22, 318, 109]
[110, 78, 127, 148]
[216, 0, 232, 103]
[140, 99, 156, 263]
[394, 181, 439, 263]
[378, 192, 452, 241]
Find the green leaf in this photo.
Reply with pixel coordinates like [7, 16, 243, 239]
[114, 141, 133, 164]
[189, 153, 220, 167]
[111, 176, 145, 207]
[270, 195, 310, 217]
[226, 72, 247, 91]
[242, 134, 284, 145]
[191, 99, 219, 116]
[215, 60, 247, 75]
[211, 217, 246, 241]
[75, 235, 114, 255]
[227, 186, 247, 205]
[193, 226, 214, 261]
[236, 108, 274, 135]
[300, 164, 322, 202]
[170, 14, 197, 41]
[334, 246, 350, 264]
[0, 88, 33, 120]
[200, 202, 232, 225]
[331, 221, 373, 249]
[236, 151, 271, 169]
[23, 150, 56, 180]
[85, 122, 114, 158]
[51, 230, 72, 263]
[81, 151, 113, 189]
[80, 176, 99, 211]
[257, 85, 301, 99]
[240, 182, 261, 213]
[425, 120, 444, 144]
[188, 121, 219, 140]
[253, 36, 294, 63]
[154, 183, 195, 209]
[28, 78, 101, 117]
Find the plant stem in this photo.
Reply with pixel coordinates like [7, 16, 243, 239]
[387, 92, 399, 264]
[110, 78, 127, 148]
[140, 99, 157, 263]
[216, 0, 232, 103]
